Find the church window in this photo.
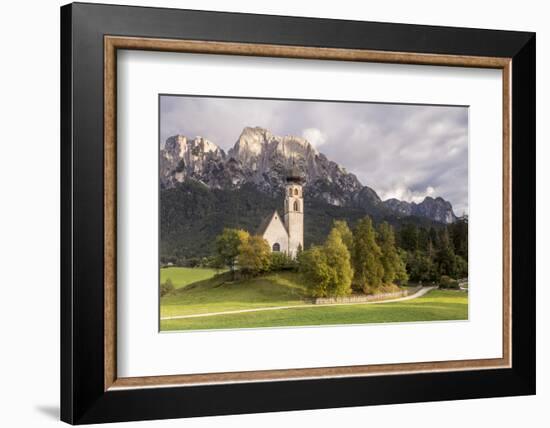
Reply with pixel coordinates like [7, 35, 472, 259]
[288, 188, 293, 197]
[272, 243, 280, 252]
[293, 200, 299, 211]
[294, 188, 299, 196]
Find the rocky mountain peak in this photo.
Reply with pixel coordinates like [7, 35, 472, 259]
[381, 196, 457, 224]
[160, 127, 457, 223]
[229, 125, 318, 162]
[160, 135, 227, 189]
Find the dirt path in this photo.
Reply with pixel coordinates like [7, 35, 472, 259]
[160, 286, 438, 321]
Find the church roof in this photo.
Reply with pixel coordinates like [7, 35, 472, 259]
[257, 210, 286, 235]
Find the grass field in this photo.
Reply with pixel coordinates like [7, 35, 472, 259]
[160, 270, 306, 317]
[159, 268, 468, 331]
[160, 266, 222, 289]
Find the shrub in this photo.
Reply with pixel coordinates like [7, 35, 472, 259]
[439, 275, 459, 289]
[185, 257, 201, 268]
[160, 278, 175, 297]
[269, 252, 296, 271]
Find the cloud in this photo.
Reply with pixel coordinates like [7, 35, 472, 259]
[302, 128, 327, 148]
[379, 185, 436, 204]
[160, 96, 469, 214]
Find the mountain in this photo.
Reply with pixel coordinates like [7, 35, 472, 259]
[382, 197, 457, 224]
[160, 126, 457, 224]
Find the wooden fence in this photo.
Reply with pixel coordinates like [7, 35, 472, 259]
[310, 285, 424, 305]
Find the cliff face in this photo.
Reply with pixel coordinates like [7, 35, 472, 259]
[160, 126, 457, 224]
[382, 197, 457, 224]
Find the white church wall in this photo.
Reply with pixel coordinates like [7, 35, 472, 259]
[262, 212, 289, 254]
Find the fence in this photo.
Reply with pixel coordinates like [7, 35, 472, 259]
[310, 285, 424, 305]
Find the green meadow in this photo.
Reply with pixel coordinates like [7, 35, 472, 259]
[159, 268, 468, 331]
[160, 266, 223, 289]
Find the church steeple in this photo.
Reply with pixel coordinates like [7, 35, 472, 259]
[284, 160, 304, 258]
[286, 160, 303, 184]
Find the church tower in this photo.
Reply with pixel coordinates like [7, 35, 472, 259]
[284, 165, 304, 258]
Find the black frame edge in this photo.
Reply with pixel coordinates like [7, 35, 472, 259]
[510, 33, 536, 393]
[61, 2, 536, 424]
[60, 3, 74, 425]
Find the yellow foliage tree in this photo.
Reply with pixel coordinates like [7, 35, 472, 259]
[238, 235, 271, 276]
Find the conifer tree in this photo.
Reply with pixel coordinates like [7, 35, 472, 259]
[332, 220, 354, 254]
[377, 222, 404, 284]
[352, 216, 384, 292]
[417, 227, 430, 252]
[435, 228, 457, 278]
[399, 223, 419, 252]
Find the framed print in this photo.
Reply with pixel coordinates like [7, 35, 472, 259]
[60, 2, 535, 424]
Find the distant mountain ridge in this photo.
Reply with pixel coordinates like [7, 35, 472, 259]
[160, 126, 457, 224]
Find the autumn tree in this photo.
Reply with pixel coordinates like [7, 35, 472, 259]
[299, 227, 353, 297]
[323, 228, 354, 296]
[237, 235, 271, 276]
[332, 220, 354, 254]
[298, 246, 331, 297]
[215, 228, 249, 277]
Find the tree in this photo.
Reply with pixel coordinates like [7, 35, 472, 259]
[352, 216, 384, 292]
[454, 254, 468, 278]
[323, 228, 353, 296]
[298, 246, 331, 297]
[395, 248, 409, 284]
[332, 220, 353, 254]
[406, 250, 436, 282]
[377, 222, 403, 284]
[215, 228, 249, 276]
[237, 235, 271, 276]
[399, 223, 419, 252]
[449, 218, 468, 261]
[298, 228, 353, 297]
[428, 227, 439, 250]
[417, 227, 430, 252]
[435, 228, 457, 278]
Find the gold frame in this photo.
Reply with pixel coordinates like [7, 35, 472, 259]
[104, 36, 512, 391]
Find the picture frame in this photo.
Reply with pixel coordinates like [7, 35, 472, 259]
[60, 2, 535, 424]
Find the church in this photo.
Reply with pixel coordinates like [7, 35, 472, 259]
[257, 166, 304, 258]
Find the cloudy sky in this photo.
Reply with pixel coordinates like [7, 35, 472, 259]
[160, 95, 469, 215]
